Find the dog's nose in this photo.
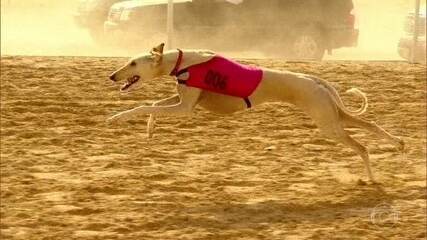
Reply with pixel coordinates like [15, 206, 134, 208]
[109, 74, 116, 81]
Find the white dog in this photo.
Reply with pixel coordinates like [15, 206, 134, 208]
[108, 43, 404, 182]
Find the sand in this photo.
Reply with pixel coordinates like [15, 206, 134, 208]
[0, 56, 426, 239]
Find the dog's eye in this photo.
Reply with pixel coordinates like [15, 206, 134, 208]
[130, 61, 136, 66]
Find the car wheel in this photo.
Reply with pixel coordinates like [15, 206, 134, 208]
[290, 27, 325, 61]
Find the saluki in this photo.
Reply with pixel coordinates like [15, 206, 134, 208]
[108, 43, 404, 182]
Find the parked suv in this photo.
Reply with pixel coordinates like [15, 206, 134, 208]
[74, 0, 123, 42]
[104, 0, 358, 60]
[398, 9, 426, 63]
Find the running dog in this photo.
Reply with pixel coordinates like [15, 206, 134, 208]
[108, 43, 404, 182]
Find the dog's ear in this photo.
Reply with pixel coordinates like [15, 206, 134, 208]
[150, 43, 164, 65]
[150, 52, 162, 65]
[151, 43, 165, 55]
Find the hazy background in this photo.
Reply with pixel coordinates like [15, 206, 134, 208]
[0, 0, 423, 59]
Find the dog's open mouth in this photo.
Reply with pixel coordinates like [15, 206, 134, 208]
[121, 75, 140, 91]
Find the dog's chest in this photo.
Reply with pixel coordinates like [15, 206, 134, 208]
[178, 56, 263, 98]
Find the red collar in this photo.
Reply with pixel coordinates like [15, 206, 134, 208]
[169, 49, 183, 76]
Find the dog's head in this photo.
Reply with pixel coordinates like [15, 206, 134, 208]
[109, 43, 165, 92]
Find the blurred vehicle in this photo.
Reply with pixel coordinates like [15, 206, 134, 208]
[398, 9, 426, 63]
[104, 0, 359, 60]
[74, 0, 123, 42]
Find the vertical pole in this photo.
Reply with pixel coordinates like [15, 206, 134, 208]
[411, 0, 420, 63]
[167, 0, 174, 50]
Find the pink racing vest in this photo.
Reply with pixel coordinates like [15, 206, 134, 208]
[170, 50, 263, 108]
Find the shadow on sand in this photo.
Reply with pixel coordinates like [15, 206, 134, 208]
[148, 185, 398, 231]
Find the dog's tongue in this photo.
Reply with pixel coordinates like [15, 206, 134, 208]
[120, 76, 140, 91]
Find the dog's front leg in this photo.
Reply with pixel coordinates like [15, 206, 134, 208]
[108, 103, 191, 123]
[147, 94, 180, 138]
[107, 87, 200, 124]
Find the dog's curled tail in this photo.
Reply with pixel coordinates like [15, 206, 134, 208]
[344, 88, 368, 116]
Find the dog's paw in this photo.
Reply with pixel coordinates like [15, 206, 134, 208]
[147, 127, 155, 139]
[107, 113, 128, 124]
[391, 137, 405, 152]
[106, 116, 118, 124]
[357, 178, 380, 186]
[396, 137, 405, 152]
[147, 132, 154, 139]
[357, 179, 368, 186]
[147, 117, 156, 138]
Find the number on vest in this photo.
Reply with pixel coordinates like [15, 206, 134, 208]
[204, 70, 227, 90]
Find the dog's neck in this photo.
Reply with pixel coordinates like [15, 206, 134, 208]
[160, 49, 216, 76]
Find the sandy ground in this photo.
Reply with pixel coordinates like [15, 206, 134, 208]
[0, 56, 426, 239]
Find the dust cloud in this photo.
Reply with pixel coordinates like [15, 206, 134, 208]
[0, 0, 422, 59]
[326, 0, 420, 60]
[1, 0, 116, 56]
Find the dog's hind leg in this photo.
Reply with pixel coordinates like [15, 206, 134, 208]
[147, 94, 180, 138]
[336, 130, 374, 182]
[317, 122, 375, 182]
[302, 94, 375, 182]
[340, 112, 404, 151]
